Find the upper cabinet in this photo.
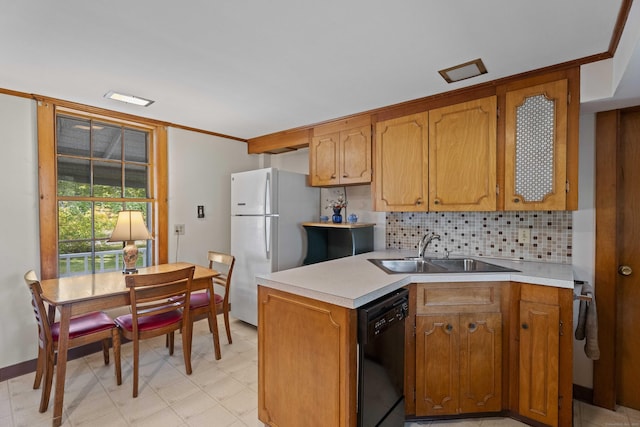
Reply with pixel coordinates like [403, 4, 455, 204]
[249, 67, 579, 212]
[309, 132, 340, 186]
[309, 116, 372, 187]
[373, 97, 497, 212]
[374, 112, 429, 211]
[371, 74, 577, 212]
[428, 96, 497, 211]
[504, 79, 571, 210]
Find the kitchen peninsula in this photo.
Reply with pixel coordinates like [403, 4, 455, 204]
[256, 251, 575, 427]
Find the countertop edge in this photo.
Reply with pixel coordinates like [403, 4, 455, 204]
[256, 251, 575, 309]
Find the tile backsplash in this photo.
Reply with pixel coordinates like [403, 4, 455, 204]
[386, 211, 572, 264]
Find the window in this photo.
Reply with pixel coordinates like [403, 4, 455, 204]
[37, 101, 168, 279]
[56, 114, 152, 275]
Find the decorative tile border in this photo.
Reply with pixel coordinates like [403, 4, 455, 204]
[386, 211, 572, 264]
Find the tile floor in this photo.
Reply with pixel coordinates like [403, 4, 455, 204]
[1, 316, 639, 427]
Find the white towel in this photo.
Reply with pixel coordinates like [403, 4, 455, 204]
[575, 282, 600, 360]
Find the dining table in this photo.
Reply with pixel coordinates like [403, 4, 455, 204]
[39, 262, 221, 427]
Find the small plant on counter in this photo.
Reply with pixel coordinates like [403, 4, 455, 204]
[326, 195, 348, 210]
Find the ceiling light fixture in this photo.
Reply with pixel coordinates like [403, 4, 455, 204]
[104, 91, 154, 107]
[439, 58, 488, 83]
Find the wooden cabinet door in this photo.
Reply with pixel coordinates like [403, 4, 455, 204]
[258, 286, 357, 427]
[374, 112, 429, 211]
[459, 312, 502, 413]
[340, 125, 372, 185]
[519, 299, 559, 426]
[415, 314, 459, 416]
[429, 97, 497, 211]
[505, 79, 568, 210]
[310, 132, 340, 186]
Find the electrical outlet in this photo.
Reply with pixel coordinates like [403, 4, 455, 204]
[174, 224, 185, 235]
[517, 228, 531, 244]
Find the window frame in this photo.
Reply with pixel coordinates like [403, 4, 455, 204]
[37, 100, 168, 279]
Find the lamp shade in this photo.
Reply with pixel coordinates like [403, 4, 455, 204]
[108, 210, 152, 242]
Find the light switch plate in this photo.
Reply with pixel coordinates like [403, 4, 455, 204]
[517, 228, 531, 244]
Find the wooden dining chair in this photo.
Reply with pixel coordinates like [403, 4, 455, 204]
[24, 270, 122, 413]
[114, 265, 195, 397]
[189, 251, 235, 344]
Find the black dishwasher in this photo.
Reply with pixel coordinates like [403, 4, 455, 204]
[357, 288, 409, 427]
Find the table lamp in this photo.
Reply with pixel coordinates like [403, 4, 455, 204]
[108, 210, 152, 274]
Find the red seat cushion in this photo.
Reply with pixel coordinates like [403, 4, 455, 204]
[115, 310, 182, 332]
[189, 292, 223, 309]
[51, 311, 115, 341]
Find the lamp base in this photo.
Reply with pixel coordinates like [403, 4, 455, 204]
[122, 241, 139, 275]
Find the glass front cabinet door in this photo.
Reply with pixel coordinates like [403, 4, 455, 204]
[504, 79, 569, 211]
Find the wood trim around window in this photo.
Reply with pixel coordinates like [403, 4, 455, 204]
[37, 101, 58, 280]
[155, 126, 169, 264]
[36, 101, 168, 279]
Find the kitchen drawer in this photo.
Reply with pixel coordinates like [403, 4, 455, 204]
[416, 282, 502, 314]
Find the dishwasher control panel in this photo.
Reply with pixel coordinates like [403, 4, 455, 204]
[372, 300, 407, 334]
[357, 288, 409, 344]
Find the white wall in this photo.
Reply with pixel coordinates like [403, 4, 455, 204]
[571, 113, 597, 388]
[269, 148, 310, 175]
[167, 127, 259, 266]
[0, 94, 41, 369]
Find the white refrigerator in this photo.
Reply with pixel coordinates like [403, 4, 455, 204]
[230, 168, 319, 326]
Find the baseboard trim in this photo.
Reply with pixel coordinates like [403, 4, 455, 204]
[0, 342, 105, 382]
[573, 383, 594, 404]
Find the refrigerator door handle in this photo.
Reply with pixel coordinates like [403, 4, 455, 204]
[264, 216, 271, 260]
[265, 172, 271, 215]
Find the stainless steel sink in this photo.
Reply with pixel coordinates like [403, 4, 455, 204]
[426, 258, 518, 272]
[368, 258, 448, 274]
[368, 257, 518, 274]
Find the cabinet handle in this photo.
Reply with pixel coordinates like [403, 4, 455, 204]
[521, 323, 529, 330]
[343, 174, 348, 178]
[445, 324, 453, 332]
[513, 197, 521, 203]
[434, 199, 440, 205]
[416, 198, 423, 206]
[468, 322, 476, 331]
[331, 174, 336, 179]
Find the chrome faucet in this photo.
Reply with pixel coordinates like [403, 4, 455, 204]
[417, 232, 441, 258]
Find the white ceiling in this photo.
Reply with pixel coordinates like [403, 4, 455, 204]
[1, 1, 639, 140]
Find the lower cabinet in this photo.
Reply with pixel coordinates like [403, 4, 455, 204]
[416, 312, 502, 415]
[413, 283, 502, 416]
[409, 281, 572, 426]
[518, 284, 573, 426]
[257, 281, 572, 427]
[519, 300, 559, 425]
[257, 285, 357, 427]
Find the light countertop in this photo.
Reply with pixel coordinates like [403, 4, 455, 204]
[256, 250, 575, 309]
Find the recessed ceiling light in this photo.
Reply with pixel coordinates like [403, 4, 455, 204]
[104, 91, 154, 107]
[439, 58, 488, 83]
